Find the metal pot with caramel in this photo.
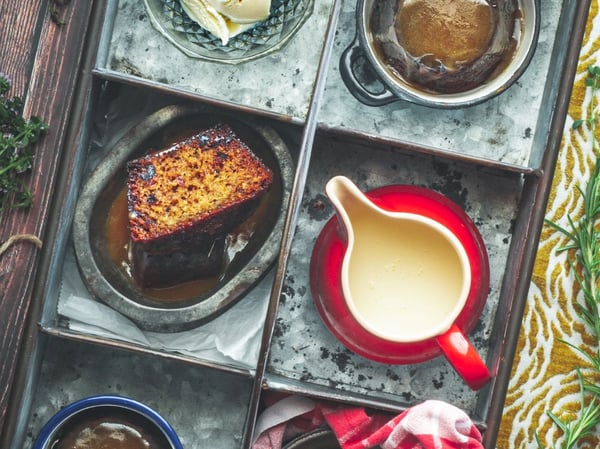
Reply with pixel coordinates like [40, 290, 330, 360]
[340, 0, 540, 108]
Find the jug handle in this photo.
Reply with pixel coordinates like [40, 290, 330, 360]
[436, 323, 491, 390]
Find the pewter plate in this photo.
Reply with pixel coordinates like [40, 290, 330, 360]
[72, 104, 294, 332]
[143, 0, 314, 63]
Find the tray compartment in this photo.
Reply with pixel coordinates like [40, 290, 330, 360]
[95, 0, 335, 121]
[307, 0, 572, 169]
[19, 336, 253, 449]
[34, 80, 301, 375]
[265, 130, 523, 416]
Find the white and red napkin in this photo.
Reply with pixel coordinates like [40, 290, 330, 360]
[252, 394, 483, 449]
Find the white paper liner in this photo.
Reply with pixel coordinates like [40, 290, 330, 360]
[57, 247, 272, 369]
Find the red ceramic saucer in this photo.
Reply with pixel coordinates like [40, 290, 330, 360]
[310, 184, 490, 365]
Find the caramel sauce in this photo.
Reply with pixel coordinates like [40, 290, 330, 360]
[370, 0, 523, 94]
[105, 185, 269, 303]
[396, 0, 493, 68]
[52, 408, 169, 449]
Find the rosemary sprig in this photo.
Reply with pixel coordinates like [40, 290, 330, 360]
[535, 65, 600, 448]
[0, 73, 46, 256]
[0, 73, 48, 211]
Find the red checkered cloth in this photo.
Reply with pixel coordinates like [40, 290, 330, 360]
[252, 395, 483, 449]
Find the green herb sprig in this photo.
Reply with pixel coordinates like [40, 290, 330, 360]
[0, 73, 48, 212]
[535, 65, 600, 449]
[50, 0, 71, 25]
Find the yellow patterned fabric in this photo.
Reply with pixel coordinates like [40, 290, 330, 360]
[496, 2, 600, 448]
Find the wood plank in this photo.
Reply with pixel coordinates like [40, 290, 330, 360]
[0, 0, 96, 435]
[0, 0, 43, 95]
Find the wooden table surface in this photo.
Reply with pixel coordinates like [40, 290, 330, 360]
[0, 0, 97, 440]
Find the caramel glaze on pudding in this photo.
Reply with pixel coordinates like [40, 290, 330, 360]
[105, 184, 272, 304]
[371, 0, 519, 94]
[126, 123, 273, 290]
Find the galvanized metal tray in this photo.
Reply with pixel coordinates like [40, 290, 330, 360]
[95, 0, 334, 121]
[318, 0, 566, 169]
[3, 0, 589, 449]
[264, 130, 522, 429]
[95, 0, 572, 169]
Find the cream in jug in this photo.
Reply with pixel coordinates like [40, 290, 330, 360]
[326, 175, 472, 343]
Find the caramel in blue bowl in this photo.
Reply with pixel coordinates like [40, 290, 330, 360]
[33, 395, 183, 449]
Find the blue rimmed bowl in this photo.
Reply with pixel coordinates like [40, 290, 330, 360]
[33, 395, 183, 449]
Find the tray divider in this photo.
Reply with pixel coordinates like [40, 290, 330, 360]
[241, 1, 344, 447]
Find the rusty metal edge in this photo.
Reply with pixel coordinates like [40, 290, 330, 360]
[480, 0, 592, 447]
[240, 1, 344, 447]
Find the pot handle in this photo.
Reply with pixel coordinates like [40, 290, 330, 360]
[339, 34, 398, 107]
[435, 323, 491, 390]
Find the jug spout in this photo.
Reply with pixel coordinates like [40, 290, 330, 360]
[325, 176, 376, 238]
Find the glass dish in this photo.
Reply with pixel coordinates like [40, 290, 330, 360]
[143, 0, 314, 63]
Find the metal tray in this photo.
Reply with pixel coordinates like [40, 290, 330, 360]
[95, 0, 335, 121]
[94, 0, 574, 170]
[2, 0, 589, 448]
[264, 131, 522, 430]
[18, 335, 254, 449]
[11, 85, 523, 449]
